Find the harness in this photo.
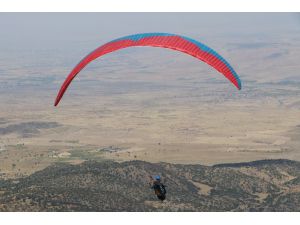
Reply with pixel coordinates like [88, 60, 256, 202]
[153, 183, 166, 196]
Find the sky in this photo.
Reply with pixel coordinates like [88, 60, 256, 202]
[0, 13, 299, 51]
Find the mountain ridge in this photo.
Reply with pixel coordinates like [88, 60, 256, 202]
[0, 159, 299, 211]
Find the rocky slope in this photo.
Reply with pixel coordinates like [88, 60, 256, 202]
[0, 159, 299, 211]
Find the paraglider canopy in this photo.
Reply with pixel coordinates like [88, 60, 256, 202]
[54, 33, 241, 106]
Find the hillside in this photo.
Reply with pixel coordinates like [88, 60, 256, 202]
[0, 159, 300, 211]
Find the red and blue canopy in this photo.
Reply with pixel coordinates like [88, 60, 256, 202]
[55, 33, 241, 106]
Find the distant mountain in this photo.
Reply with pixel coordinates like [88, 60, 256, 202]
[0, 159, 300, 211]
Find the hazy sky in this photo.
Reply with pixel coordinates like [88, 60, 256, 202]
[0, 13, 299, 93]
[0, 13, 299, 51]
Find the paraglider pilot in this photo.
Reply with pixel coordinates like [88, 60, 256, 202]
[149, 175, 167, 202]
